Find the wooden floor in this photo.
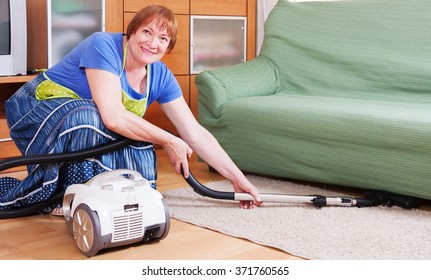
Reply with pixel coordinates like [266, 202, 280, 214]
[0, 150, 303, 260]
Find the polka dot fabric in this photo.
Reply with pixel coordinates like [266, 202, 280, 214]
[121, 90, 148, 117]
[35, 79, 81, 100]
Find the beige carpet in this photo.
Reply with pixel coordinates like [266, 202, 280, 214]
[162, 175, 431, 260]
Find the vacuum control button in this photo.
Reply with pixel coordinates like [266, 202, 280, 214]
[101, 184, 113, 191]
[135, 179, 147, 187]
[122, 186, 135, 192]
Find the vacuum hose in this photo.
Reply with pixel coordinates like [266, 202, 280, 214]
[0, 138, 135, 172]
[0, 138, 135, 219]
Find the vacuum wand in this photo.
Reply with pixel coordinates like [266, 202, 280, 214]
[234, 192, 374, 207]
[183, 169, 374, 207]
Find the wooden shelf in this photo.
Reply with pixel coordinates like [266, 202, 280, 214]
[0, 75, 37, 84]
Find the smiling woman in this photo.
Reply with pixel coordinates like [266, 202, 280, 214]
[0, 4, 261, 216]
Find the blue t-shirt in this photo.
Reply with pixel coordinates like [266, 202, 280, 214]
[45, 32, 182, 106]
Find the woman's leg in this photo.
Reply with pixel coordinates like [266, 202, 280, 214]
[1, 83, 156, 213]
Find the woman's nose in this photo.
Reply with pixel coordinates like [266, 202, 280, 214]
[148, 36, 158, 48]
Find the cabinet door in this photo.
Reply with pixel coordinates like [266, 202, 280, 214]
[47, 0, 105, 67]
[26, 0, 123, 70]
[190, 16, 246, 74]
[144, 75, 190, 134]
[124, 0, 189, 14]
[0, 116, 22, 163]
[191, 0, 247, 16]
[123, 14, 189, 75]
[0, 83, 23, 162]
[105, 0, 123, 32]
[160, 15, 189, 75]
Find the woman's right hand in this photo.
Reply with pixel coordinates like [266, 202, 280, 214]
[162, 136, 193, 178]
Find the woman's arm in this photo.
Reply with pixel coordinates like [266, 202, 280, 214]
[85, 68, 193, 167]
[160, 97, 261, 208]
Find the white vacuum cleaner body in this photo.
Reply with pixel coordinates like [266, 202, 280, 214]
[63, 169, 170, 257]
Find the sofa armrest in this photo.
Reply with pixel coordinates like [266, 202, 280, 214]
[195, 56, 278, 119]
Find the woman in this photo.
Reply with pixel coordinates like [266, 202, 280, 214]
[0, 5, 261, 214]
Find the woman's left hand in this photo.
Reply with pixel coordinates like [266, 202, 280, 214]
[162, 135, 193, 177]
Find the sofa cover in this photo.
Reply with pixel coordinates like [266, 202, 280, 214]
[195, 0, 431, 200]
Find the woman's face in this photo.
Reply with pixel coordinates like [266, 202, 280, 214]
[128, 20, 171, 65]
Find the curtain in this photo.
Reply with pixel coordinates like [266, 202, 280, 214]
[256, 0, 278, 55]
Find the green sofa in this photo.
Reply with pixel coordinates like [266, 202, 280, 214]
[195, 0, 431, 200]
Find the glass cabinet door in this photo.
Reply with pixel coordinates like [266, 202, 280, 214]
[47, 0, 105, 67]
[190, 16, 246, 74]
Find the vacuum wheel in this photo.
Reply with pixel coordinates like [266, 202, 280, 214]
[72, 204, 101, 257]
[159, 199, 171, 240]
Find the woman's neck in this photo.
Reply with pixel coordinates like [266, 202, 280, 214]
[123, 38, 148, 94]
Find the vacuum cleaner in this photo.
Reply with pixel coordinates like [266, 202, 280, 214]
[0, 137, 422, 256]
[63, 169, 170, 257]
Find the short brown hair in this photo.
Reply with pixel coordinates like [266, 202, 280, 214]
[126, 5, 178, 53]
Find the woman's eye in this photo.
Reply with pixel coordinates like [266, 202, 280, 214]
[160, 37, 170, 44]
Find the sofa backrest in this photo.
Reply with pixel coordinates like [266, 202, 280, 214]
[260, 0, 431, 102]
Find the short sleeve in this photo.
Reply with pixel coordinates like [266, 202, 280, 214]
[149, 62, 182, 105]
[78, 32, 123, 77]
